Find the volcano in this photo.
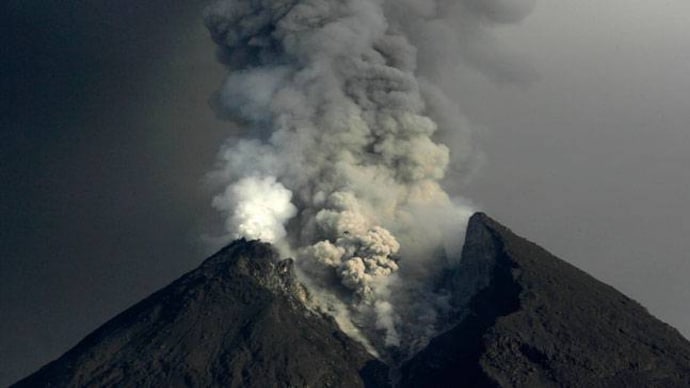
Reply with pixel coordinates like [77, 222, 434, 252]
[13, 213, 690, 387]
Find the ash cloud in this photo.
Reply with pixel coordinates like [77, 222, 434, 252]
[204, 0, 532, 361]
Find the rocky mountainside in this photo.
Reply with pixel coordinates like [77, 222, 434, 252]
[402, 213, 690, 387]
[14, 213, 690, 387]
[14, 242, 388, 387]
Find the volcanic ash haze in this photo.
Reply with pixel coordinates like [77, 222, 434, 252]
[203, 0, 534, 360]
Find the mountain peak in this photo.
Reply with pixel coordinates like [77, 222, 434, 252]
[14, 239, 388, 388]
[198, 239, 302, 299]
[14, 213, 690, 387]
[403, 212, 690, 387]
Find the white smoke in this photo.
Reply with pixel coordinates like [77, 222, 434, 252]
[212, 176, 297, 243]
[204, 0, 533, 361]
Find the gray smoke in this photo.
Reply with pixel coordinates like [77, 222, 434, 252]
[204, 0, 532, 361]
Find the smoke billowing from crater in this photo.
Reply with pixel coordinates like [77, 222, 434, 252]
[204, 0, 532, 361]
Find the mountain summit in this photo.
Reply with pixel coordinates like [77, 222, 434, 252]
[14, 241, 387, 387]
[402, 213, 690, 387]
[14, 213, 690, 387]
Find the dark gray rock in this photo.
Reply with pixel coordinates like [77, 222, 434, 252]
[13, 240, 388, 388]
[14, 214, 690, 387]
[401, 213, 690, 387]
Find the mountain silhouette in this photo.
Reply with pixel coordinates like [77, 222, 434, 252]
[14, 213, 690, 387]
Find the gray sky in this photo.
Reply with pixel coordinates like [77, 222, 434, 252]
[1, 0, 688, 385]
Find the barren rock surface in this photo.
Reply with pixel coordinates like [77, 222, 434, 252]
[402, 213, 690, 387]
[15, 214, 690, 387]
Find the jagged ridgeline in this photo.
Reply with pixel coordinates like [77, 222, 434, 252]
[202, 0, 535, 360]
[15, 214, 690, 387]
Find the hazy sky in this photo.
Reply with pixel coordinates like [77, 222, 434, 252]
[1, 0, 689, 385]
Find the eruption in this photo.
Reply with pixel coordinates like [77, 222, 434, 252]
[204, 0, 533, 361]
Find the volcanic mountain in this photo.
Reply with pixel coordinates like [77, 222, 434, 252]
[14, 213, 690, 387]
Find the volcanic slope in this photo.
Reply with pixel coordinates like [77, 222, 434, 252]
[13, 241, 388, 388]
[401, 213, 690, 387]
[15, 213, 690, 387]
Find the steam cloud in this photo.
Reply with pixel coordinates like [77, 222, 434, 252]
[213, 176, 297, 242]
[204, 0, 533, 361]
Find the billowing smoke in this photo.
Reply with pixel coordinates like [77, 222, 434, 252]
[204, 0, 532, 361]
[212, 176, 297, 242]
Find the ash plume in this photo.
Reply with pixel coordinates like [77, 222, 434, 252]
[204, 0, 532, 361]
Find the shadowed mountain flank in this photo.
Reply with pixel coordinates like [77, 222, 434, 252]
[14, 214, 690, 387]
[401, 213, 690, 387]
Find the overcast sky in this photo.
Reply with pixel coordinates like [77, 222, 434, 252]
[2, 0, 689, 385]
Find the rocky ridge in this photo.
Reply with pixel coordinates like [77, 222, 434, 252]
[14, 213, 690, 387]
[14, 241, 387, 387]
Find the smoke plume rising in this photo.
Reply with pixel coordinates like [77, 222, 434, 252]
[204, 0, 532, 361]
[212, 176, 297, 242]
